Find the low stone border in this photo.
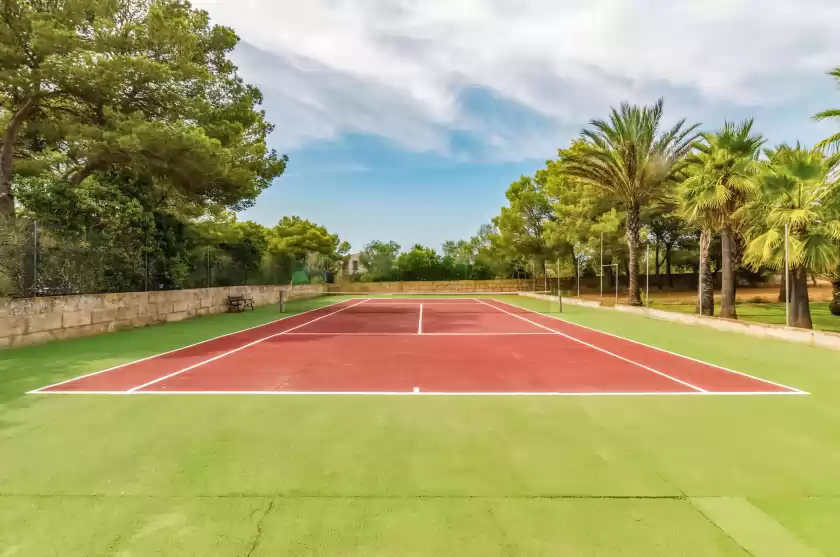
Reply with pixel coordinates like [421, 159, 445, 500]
[518, 292, 840, 352]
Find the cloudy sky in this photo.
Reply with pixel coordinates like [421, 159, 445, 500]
[194, 0, 840, 252]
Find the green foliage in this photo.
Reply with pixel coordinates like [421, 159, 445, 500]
[680, 119, 765, 231]
[561, 99, 700, 305]
[815, 68, 840, 160]
[743, 145, 840, 272]
[0, 0, 286, 218]
[359, 241, 402, 282]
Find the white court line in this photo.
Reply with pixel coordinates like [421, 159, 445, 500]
[27, 297, 353, 394]
[123, 299, 370, 393]
[473, 298, 707, 393]
[501, 297, 808, 395]
[418, 303, 423, 335]
[32, 390, 808, 396]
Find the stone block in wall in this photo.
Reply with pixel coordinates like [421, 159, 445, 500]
[0, 316, 27, 337]
[21, 330, 55, 345]
[173, 301, 191, 313]
[117, 306, 139, 320]
[63, 311, 92, 328]
[166, 312, 188, 323]
[91, 308, 119, 324]
[26, 313, 63, 333]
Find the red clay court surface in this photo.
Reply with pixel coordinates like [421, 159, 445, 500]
[30, 298, 807, 396]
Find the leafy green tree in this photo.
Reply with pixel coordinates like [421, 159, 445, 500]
[542, 153, 624, 288]
[680, 120, 765, 318]
[562, 99, 699, 305]
[397, 244, 442, 281]
[0, 0, 286, 219]
[493, 174, 566, 286]
[743, 145, 840, 329]
[268, 216, 343, 258]
[646, 211, 688, 289]
[359, 240, 401, 281]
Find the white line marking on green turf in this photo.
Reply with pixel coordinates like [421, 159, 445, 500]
[473, 298, 708, 393]
[32, 390, 808, 396]
[27, 297, 352, 394]
[691, 497, 823, 557]
[506, 296, 808, 394]
[123, 299, 370, 393]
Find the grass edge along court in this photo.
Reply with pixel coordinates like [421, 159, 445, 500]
[2, 294, 840, 556]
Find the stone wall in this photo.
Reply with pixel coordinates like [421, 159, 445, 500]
[328, 279, 531, 293]
[0, 284, 325, 349]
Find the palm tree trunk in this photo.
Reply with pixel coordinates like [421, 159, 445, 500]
[696, 229, 714, 316]
[790, 266, 813, 329]
[830, 281, 840, 316]
[778, 272, 787, 303]
[720, 225, 737, 319]
[625, 205, 643, 306]
[654, 243, 661, 289]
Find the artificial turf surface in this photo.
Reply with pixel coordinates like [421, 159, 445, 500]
[1, 296, 840, 556]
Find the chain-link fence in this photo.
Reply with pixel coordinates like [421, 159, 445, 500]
[0, 219, 327, 298]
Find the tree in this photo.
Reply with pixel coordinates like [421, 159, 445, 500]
[493, 175, 558, 278]
[815, 68, 840, 165]
[359, 240, 401, 281]
[680, 120, 765, 318]
[743, 145, 840, 329]
[267, 216, 345, 283]
[647, 212, 687, 289]
[397, 244, 443, 281]
[562, 99, 699, 305]
[0, 0, 286, 219]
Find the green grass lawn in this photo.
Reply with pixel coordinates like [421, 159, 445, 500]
[649, 300, 840, 334]
[2, 296, 840, 556]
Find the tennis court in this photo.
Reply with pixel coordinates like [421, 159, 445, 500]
[30, 295, 805, 396]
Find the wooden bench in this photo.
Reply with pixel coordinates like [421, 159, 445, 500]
[227, 294, 255, 313]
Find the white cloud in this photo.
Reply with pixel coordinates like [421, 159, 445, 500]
[194, 0, 840, 160]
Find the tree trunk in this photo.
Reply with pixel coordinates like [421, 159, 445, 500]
[830, 281, 840, 316]
[696, 229, 714, 316]
[654, 243, 661, 289]
[0, 97, 38, 218]
[665, 245, 673, 288]
[789, 266, 813, 329]
[625, 205, 643, 306]
[720, 225, 737, 319]
[778, 273, 787, 303]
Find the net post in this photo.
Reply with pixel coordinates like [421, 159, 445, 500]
[279, 289, 288, 313]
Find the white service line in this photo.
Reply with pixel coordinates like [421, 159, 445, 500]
[27, 297, 353, 394]
[32, 390, 808, 397]
[124, 299, 370, 393]
[418, 303, 424, 335]
[473, 298, 707, 393]
[502, 297, 808, 395]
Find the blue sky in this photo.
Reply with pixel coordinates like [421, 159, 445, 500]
[195, 0, 840, 252]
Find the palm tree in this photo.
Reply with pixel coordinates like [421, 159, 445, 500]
[679, 120, 765, 319]
[815, 68, 840, 165]
[562, 99, 699, 305]
[678, 185, 716, 316]
[743, 145, 840, 329]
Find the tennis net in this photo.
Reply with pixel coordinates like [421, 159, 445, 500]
[310, 291, 564, 314]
